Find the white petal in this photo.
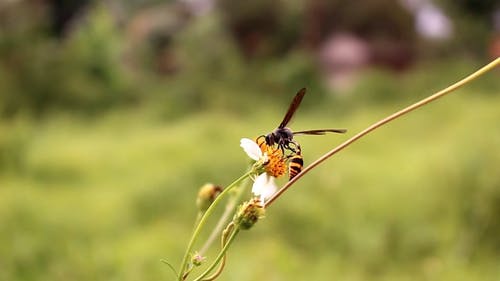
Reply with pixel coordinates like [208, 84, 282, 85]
[260, 176, 277, 201]
[252, 173, 267, 195]
[252, 174, 277, 204]
[240, 138, 262, 161]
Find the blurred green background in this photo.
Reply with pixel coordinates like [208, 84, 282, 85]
[1, 1, 499, 280]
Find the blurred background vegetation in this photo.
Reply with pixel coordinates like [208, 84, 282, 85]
[0, 0, 499, 280]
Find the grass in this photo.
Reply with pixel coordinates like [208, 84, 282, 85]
[0, 89, 499, 280]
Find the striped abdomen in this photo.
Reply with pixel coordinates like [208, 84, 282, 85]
[288, 153, 303, 180]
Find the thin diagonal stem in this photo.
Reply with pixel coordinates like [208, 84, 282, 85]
[199, 176, 250, 256]
[265, 57, 500, 208]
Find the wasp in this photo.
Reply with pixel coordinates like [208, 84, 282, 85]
[257, 88, 346, 180]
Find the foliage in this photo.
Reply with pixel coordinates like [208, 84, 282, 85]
[0, 4, 138, 116]
[1, 86, 499, 280]
[0, 2, 498, 280]
[0, 2, 495, 118]
[0, 3, 323, 118]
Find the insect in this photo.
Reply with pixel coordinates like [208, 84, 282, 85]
[258, 88, 347, 180]
[288, 144, 303, 180]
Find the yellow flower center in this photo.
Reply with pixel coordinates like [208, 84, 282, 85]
[255, 137, 287, 178]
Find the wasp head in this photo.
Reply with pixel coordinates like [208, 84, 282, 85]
[266, 127, 294, 149]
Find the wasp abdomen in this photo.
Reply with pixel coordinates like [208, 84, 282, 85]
[289, 154, 303, 180]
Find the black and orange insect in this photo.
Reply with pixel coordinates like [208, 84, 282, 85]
[287, 144, 303, 180]
[258, 88, 347, 180]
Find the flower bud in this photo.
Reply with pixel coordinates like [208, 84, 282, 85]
[233, 198, 265, 230]
[191, 252, 205, 267]
[196, 183, 223, 212]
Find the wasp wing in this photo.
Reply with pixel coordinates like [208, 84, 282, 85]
[293, 129, 347, 135]
[278, 88, 306, 129]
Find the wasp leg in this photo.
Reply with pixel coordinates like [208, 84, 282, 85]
[256, 135, 266, 142]
[284, 141, 301, 155]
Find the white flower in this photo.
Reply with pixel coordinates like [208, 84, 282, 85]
[240, 138, 277, 204]
[240, 138, 265, 161]
[252, 173, 277, 204]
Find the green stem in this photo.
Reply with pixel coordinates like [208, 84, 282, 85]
[193, 226, 241, 281]
[199, 176, 251, 255]
[265, 57, 500, 208]
[177, 171, 252, 281]
[201, 223, 235, 281]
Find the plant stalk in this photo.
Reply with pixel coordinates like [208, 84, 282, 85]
[193, 226, 240, 281]
[265, 57, 500, 208]
[178, 171, 252, 280]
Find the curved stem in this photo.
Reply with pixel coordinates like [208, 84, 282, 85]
[265, 57, 500, 208]
[201, 223, 235, 281]
[193, 225, 241, 281]
[178, 171, 252, 281]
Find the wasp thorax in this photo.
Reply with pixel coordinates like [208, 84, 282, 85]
[268, 127, 294, 145]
